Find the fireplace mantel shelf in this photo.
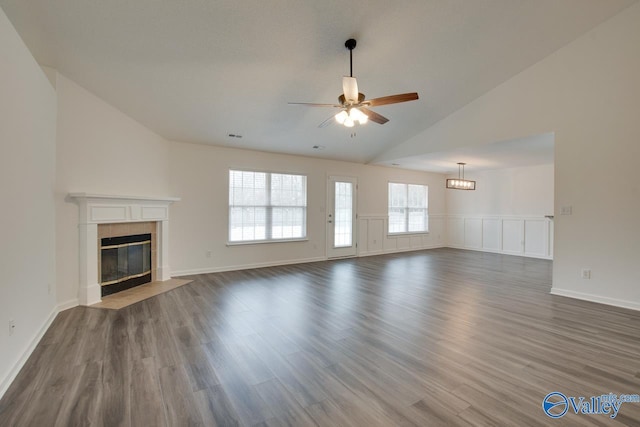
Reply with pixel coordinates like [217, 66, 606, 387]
[69, 193, 180, 203]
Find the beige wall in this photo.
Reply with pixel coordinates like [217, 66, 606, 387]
[376, 4, 640, 309]
[0, 8, 57, 396]
[446, 164, 554, 216]
[167, 142, 446, 275]
[54, 72, 171, 306]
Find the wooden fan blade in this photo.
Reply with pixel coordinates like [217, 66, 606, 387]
[360, 107, 389, 124]
[288, 102, 342, 107]
[365, 92, 419, 107]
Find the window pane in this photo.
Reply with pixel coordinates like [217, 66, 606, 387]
[388, 182, 428, 234]
[408, 184, 426, 208]
[334, 182, 352, 247]
[229, 170, 307, 242]
[408, 208, 427, 232]
[388, 207, 407, 233]
[272, 207, 306, 239]
[271, 173, 307, 206]
[388, 183, 406, 207]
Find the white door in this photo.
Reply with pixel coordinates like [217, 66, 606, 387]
[327, 176, 357, 258]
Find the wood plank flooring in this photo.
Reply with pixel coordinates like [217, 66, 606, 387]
[2, 248, 640, 426]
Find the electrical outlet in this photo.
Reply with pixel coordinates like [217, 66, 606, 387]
[581, 269, 591, 279]
[9, 319, 15, 335]
[205, 250, 212, 258]
[561, 206, 573, 215]
[48, 282, 52, 294]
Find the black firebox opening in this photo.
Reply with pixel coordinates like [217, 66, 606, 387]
[100, 233, 152, 297]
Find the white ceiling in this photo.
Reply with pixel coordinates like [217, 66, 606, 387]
[382, 133, 555, 174]
[1, 0, 635, 168]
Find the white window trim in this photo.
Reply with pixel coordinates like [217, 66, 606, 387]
[228, 169, 308, 243]
[388, 181, 429, 235]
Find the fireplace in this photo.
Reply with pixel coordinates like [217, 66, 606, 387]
[69, 193, 179, 306]
[100, 233, 152, 296]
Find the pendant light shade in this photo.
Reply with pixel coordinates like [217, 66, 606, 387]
[446, 163, 476, 190]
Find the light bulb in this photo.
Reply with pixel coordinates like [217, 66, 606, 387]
[335, 110, 348, 124]
[344, 117, 354, 127]
[349, 108, 368, 125]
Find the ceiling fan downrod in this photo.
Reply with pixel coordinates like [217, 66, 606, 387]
[345, 38, 356, 77]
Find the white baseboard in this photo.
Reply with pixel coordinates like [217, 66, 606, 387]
[172, 256, 328, 277]
[0, 306, 58, 399]
[551, 288, 640, 312]
[447, 244, 553, 260]
[173, 246, 451, 277]
[57, 298, 79, 311]
[359, 244, 445, 258]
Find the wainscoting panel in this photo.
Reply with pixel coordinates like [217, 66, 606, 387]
[448, 218, 464, 247]
[464, 218, 482, 249]
[358, 214, 446, 256]
[482, 218, 502, 251]
[367, 218, 384, 253]
[502, 219, 524, 255]
[524, 220, 547, 257]
[447, 215, 553, 259]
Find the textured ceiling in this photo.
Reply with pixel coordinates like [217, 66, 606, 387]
[1, 0, 635, 168]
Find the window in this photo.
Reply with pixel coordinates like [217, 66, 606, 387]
[229, 170, 307, 242]
[388, 182, 428, 234]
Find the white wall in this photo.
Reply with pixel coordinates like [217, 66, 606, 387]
[446, 164, 553, 216]
[54, 73, 171, 307]
[375, 4, 640, 310]
[446, 164, 554, 259]
[167, 143, 446, 276]
[0, 8, 57, 396]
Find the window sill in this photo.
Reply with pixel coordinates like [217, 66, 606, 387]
[226, 238, 309, 247]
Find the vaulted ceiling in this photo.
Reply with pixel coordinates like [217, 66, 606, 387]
[1, 0, 635, 172]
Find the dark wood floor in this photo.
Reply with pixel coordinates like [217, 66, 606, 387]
[2, 248, 640, 426]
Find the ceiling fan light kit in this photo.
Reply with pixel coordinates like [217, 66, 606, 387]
[446, 162, 476, 190]
[288, 38, 419, 128]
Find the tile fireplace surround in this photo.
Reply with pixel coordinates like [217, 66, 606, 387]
[69, 193, 180, 306]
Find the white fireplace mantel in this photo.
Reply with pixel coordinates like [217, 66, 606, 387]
[69, 193, 180, 306]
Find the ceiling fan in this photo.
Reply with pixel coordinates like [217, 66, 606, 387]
[289, 38, 419, 128]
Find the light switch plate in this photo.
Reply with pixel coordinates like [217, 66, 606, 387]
[561, 206, 572, 215]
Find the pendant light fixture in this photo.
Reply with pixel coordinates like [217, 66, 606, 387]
[446, 162, 476, 190]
